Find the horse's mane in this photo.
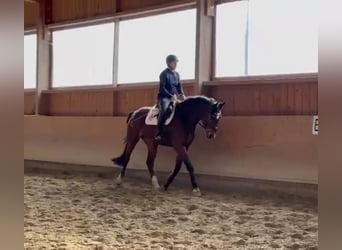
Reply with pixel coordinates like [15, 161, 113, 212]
[175, 95, 216, 117]
[179, 95, 217, 106]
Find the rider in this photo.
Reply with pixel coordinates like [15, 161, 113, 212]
[155, 54, 186, 141]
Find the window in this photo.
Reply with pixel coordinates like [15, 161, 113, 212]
[247, 0, 318, 75]
[216, 1, 248, 77]
[118, 9, 196, 83]
[52, 22, 115, 87]
[24, 34, 37, 89]
[216, 0, 318, 77]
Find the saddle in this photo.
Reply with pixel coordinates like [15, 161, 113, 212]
[145, 99, 177, 126]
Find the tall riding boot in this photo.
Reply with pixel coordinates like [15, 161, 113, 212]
[155, 114, 166, 141]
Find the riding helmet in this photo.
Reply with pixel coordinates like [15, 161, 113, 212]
[166, 54, 179, 64]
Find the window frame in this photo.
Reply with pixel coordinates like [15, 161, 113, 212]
[116, 7, 197, 84]
[47, 5, 196, 89]
[50, 20, 116, 89]
[213, 0, 318, 80]
[213, 0, 249, 79]
[24, 30, 38, 90]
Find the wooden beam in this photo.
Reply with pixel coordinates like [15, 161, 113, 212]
[206, 0, 215, 16]
[47, 0, 195, 29]
[211, 4, 217, 79]
[194, 0, 215, 94]
[35, 0, 52, 115]
[112, 20, 120, 86]
[45, 0, 52, 24]
[24, 0, 39, 3]
[216, 0, 243, 4]
[116, 0, 122, 12]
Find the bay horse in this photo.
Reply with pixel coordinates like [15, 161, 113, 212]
[111, 96, 225, 195]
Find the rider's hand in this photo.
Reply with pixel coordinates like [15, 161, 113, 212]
[178, 94, 186, 101]
[172, 94, 177, 102]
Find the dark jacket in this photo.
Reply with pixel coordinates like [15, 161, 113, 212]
[158, 68, 184, 99]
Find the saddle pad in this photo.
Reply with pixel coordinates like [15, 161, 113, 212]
[145, 105, 175, 126]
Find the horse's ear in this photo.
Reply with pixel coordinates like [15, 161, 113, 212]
[218, 102, 225, 109]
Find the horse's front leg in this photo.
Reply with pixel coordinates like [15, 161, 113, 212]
[173, 145, 201, 196]
[164, 156, 182, 191]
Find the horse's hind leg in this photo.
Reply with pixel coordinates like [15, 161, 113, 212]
[113, 136, 139, 185]
[143, 139, 160, 189]
[164, 156, 182, 191]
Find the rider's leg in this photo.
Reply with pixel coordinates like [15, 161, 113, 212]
[156, 97, 171, 140]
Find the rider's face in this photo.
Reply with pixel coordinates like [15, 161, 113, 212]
[168, 61, 177, 70]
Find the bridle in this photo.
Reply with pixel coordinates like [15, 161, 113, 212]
[198, 111, 222, 130]
[198, 120, 206, 129]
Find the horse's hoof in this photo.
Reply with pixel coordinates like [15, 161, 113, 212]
[114, 175, 122, 185]
[151, 176, 161, 190]
[192, 188, 202, 196]
[163, 185, 168, 191]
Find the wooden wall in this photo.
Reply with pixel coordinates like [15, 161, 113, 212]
[41, 88, 114, 116]
[25, 115, 318, 184]
[203, 74, 318, 116]
[24, 91, 36, 115]
[24, 75, 317, 116]
[114, 83, 194, 116]
[23, 0, 194, 27]
[118, 0, 187, 12]
[32, 82, 194, 116]
[51, 0, 117, 24]
[24, 2, 38, 29]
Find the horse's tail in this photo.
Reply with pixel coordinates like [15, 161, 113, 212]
[120, 111, 134, 144]
[111, 144, 128, 167]
[111, 110, 140, 167]
[126, 111, 134, 124]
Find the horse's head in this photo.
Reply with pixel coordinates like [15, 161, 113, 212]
[199, 98, 225, 139]
[177, 96, 225, 139]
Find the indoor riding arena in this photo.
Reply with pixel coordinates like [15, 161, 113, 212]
[24, 0, 318, 249]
